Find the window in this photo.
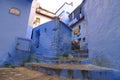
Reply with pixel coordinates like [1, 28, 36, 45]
[66, 11, 70, 15]
[83, 37, 86, 42]
[72, 13, 74, 19]
[35, 29, 40, 48]
[79, 25, 81, 29]
[33, 17, 40, 25]
[78, 38, 81, 41]
[44, 28, 47, 33]
[73, 26, 80, 35]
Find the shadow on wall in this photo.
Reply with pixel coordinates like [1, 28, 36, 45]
[90, 51, 115, 68]
[0, 38, 32, 67]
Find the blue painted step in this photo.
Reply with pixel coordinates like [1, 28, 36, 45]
[39, 58, 89, 64]
[25, 63, 120, 80]
[71, 50, 88, 58]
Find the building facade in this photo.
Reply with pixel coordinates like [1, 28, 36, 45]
[55, 0, 83, 25]
[55, 2, 73, 25]
[84, 0, 120, 70]
[26, 0, 56, 39]
[69, 4, 88, 50]
[0, 0, 32, 66]
[31, 18, 71, 60]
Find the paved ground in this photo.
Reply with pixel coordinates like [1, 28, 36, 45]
[0, 67, 76, 80]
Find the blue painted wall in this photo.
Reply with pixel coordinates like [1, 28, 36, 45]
[84, 0, 120, 70]
[31, 19, 71, 59]
[0, 0, 31, 66]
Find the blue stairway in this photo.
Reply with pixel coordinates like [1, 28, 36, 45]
[24, 50, 120, 80]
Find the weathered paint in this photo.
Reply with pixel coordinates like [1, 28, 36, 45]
[25, 63, 120, 80]
[0, 0, 31, 66]
[31, 19, 71, 59]
[84, 0, 120, 70]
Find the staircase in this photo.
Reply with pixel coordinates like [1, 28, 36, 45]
[38, 58, 89, 64]
[71, 50, 88, 58]
[25, 63, 120, 80]
[24, 50, 120, 80]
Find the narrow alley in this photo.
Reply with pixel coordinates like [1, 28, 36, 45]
[0, 0, 120, 80]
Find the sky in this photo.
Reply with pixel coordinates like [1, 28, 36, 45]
[37, 0, 83, 12]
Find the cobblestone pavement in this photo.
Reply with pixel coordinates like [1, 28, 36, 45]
[0, 67, 76, 80]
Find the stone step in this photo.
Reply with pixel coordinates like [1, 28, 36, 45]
[72, 50, 88, 53]
[71, 50, 88, 58]
[25, 63, 120, 80]
[71, 53, 88, 58]
[39, 58, 89, 64]
[29, 52, 89, 64]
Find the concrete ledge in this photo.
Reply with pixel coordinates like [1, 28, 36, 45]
[25, 63, 120, 80]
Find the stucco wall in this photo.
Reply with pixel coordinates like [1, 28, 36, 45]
[0, 0, 31, 66]
[58, 21, 72, 55]
[84, 0, 120, 70]
[31, 19, 71, 58]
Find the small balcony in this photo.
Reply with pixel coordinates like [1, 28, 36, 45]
[68, 14, 85, 28]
